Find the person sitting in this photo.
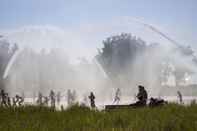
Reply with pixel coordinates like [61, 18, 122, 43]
[130, 85, 148, 107]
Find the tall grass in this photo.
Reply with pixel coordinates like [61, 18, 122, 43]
[0, 104, 197, 131]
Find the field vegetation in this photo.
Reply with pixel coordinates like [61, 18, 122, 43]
[0, 103, 197, 131]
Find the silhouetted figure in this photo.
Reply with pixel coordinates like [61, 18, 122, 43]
[57, 91, 61, 105]
[49, 90, 55, 108]
[89, 92, 95, 108]
[67, 89, 72, 106]
[5, 93, 9, 107]
[130, 85, 148, 107]
[7, 96, 11, 107]
[0, 90, 7, 106]
[37, 92, 43, 106]
[21, 92, 25, 102]
[15, 95, 20, 105]
[177, 91, 183, 104]
[15, 95, 23, 106]
[18, 95, 24, 106]
[113, 88, 121, 104]
[33, 92, 36, 103]
[0, 90, 1, 104]
[4, 93, 9, 107]
[12, 97, 17, 106]
[0, 90, 4, 105]
[61, 105, 64, 111]
[43, 96, 49, 106]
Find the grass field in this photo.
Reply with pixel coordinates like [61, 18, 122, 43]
[0, 104, 197, 131]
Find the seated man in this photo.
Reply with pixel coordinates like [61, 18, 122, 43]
[130, 85, 148, 107]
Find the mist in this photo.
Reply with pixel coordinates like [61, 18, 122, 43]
[1, 21, 197, 106]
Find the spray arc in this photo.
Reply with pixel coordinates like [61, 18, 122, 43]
[127, 18, 197, 64]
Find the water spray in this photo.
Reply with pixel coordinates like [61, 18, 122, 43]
[93, 58, 109, 79]
[127, 17, 197, 63]
[128, 18, 181, 47]
[3, 48, 21, 79]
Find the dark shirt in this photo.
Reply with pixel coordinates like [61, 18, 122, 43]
[137, 89, 147, 102]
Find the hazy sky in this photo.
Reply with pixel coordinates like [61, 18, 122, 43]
[0, 0, 196, 59]
[0, 0, 196, 29]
